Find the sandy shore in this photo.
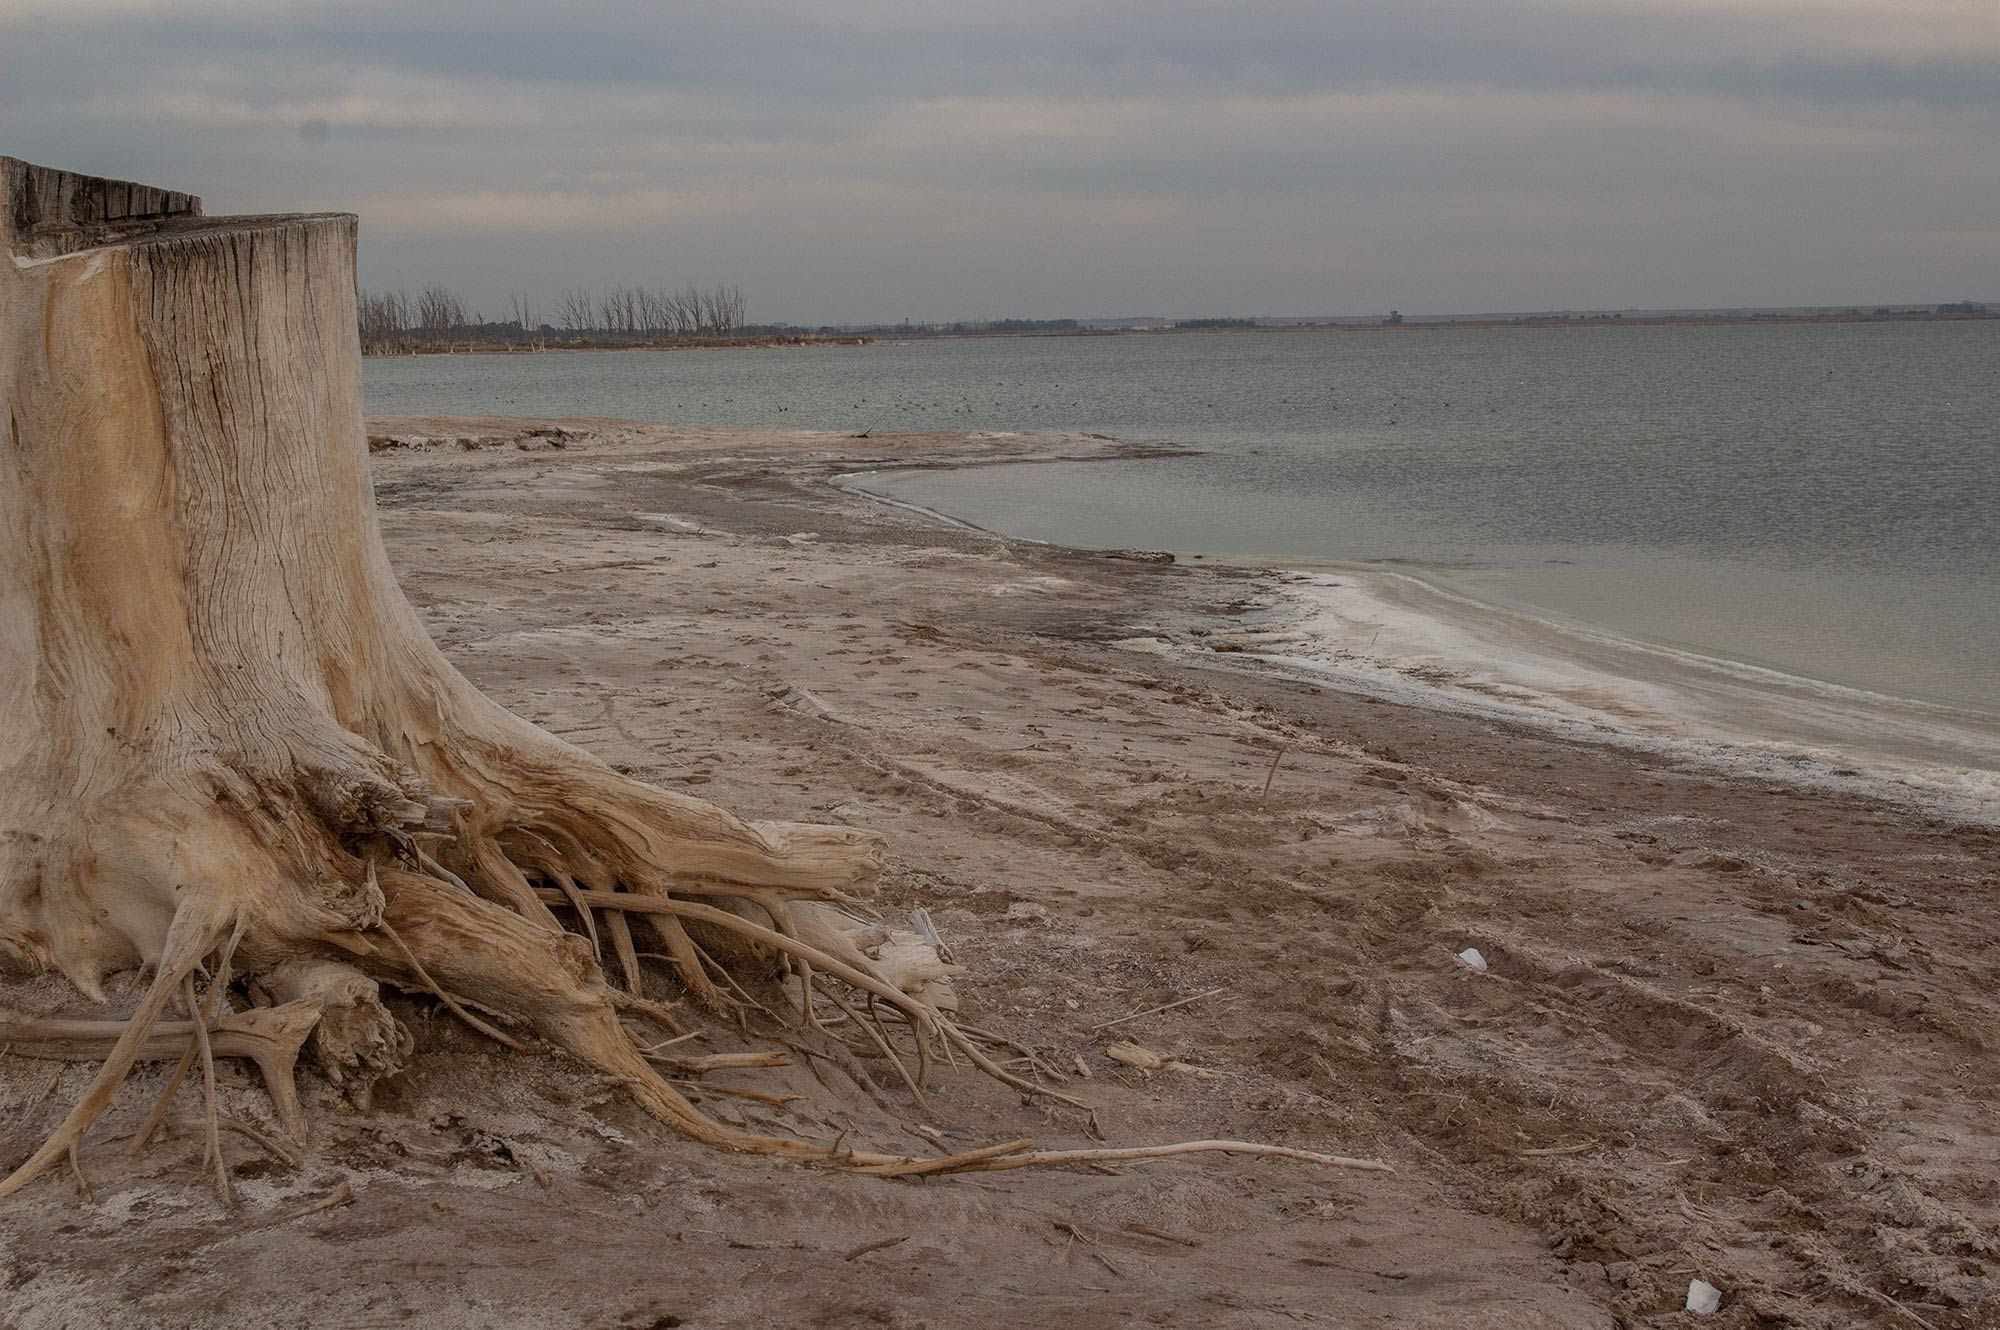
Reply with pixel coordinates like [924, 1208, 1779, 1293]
[3, 416, 1995, 1329]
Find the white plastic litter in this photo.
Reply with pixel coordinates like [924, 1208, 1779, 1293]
[1454, 947, 1488, 972]
[1685, 1279, 1722, 1315]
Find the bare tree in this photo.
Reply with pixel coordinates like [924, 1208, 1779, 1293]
[415, 284, 468, 342]
[357, 288, 412, 351]
[558, 287, 593, 334]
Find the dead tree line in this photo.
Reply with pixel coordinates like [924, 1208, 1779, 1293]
[360, 281, 746, 351]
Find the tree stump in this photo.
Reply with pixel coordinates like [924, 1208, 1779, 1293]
[0, 157, 916, 1190]
[0, 159, 1389, 1194]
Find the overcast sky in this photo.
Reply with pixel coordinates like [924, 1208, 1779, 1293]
[4, 1, 1996, 323]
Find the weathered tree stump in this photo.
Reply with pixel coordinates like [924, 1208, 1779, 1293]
[0, 159, 1387, 1194]
[0, 157, 911, 1187]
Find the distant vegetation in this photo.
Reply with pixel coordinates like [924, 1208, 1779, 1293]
[359, 282, 748, 353]
[357, 290, 1998, 354]
[358, 296, 1100, 353]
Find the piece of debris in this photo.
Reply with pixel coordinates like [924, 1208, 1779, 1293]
[1259, 744, 1288, 801]
[788, 903, 966, 1012]
[1124, 1222, 1201, 1247]
[1685, 1279, 1722, 1315]
[1105, 1042, 1227, 1079]
[1455, 948, 1488, 972]
[842, 1234, 909, 1261]
[766, 685, 834, 720]
[907, 908, 947, 959]
[1516, 1140, 1597, 1158]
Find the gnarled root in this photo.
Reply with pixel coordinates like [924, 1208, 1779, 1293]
[2, 762, 1392, 1193]
[251, 960, 411, 1111]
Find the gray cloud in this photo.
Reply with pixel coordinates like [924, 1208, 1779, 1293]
[4, 1, 1996, 321]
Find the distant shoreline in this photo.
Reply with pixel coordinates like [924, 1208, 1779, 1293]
[894, 309, 2000, 339]
[1241, 309, 2000, 333]
[363, 308, 1996, 356]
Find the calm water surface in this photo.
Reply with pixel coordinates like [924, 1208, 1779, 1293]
[366, 324, 2000, 720]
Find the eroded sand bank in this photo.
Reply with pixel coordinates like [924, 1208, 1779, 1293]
[2, 417, 1994, 1329]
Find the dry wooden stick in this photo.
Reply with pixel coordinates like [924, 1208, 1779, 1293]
[842, 1235, 909, 1261]
[861, 1139, 1393, 1177]
[901, 996, 937, 1090]
[1089, 987, 1228, 1032]
[868, 991, 933, 1091]
[852, 1137, 1037, 1178]
[1125, 1222, 1201, 1247]
[1851, 1285, 1940, 1330]
[638, 1032, 702, 1053]
[218, 1116, 298, 1168]
[669, 949, 770, 1024]
[28, 1066, 64, 1112]
[1259, 744, 1288, 801]
[670, 1080, 801, 1107]
[406, 840, 477, 899]
[659, 1051, 791, 1074]
[537, 889, 934, 1034]
[261, 1182, 355, 1229]
[14, 1004, 318, 1147]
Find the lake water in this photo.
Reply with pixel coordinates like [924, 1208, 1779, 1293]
[365, 324, 2000, 790]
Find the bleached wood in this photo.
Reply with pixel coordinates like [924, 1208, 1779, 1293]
[0, 157, 894, 1184]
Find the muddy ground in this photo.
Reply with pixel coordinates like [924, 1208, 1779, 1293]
[3, 417, 1994, 1329]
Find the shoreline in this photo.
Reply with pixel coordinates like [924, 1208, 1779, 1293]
[14, 412, 1995, 1329]
[835, 463, 2000, 827]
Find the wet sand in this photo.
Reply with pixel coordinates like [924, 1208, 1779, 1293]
[2, 416, 1995, 1329]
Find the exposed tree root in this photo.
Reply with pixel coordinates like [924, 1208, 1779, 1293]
[181, 975, 231, 1206]
[0, 899, 231, 1201]
[4, 1002, 322, 1142]
[3, 808, 1393, 1192]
